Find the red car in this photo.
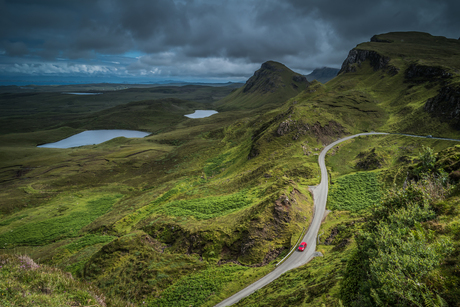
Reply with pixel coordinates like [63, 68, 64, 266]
[298, 242, 307, 251]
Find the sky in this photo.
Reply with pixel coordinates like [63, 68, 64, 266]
[0, 0, 459, 85]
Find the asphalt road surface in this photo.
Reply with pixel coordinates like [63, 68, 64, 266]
[214, 132, 389, 307]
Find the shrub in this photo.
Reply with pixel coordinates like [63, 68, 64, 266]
[341, 176, 453, 307]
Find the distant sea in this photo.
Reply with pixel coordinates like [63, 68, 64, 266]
[0, 76, 181, 86]
[0, 76, 245, 86]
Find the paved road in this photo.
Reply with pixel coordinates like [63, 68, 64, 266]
[214, 132, 389, 307]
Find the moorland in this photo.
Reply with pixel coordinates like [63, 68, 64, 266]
[1, 31, 460, 307]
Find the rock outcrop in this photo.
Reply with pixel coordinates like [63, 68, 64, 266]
[275, 117, 310, 140]
[355, 148, 384, 170]
[338, 49, 391, 74]
[405, 64, 452, 81]
[424, 85, 460, 125]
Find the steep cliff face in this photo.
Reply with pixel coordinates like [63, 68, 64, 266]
[338, 32, 460, 80]
[424, 85, 460, 126]
[338, 49, 392, 74]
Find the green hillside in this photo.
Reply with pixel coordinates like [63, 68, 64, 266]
[2, 32, 460, 306]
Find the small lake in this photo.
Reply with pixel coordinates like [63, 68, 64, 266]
[185, 110, 218, 118]
[38, 130, 150, 148]
[63, 92, 103, 95]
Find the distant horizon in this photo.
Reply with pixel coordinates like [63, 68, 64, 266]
[0, 65, 341, 87]
[0, 75, 248, 87]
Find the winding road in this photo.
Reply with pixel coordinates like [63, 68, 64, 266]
[214, 132, 389, 307]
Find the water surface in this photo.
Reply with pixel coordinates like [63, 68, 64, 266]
[185, 110, 218, 118]
[38, 130, 150, 148]
[63, 92, 103, 95]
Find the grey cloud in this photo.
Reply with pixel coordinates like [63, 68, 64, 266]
[0, 0, 459, 80]
[2, 41, 29, 56]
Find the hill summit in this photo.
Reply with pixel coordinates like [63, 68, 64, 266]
[216, 61, 309, 110]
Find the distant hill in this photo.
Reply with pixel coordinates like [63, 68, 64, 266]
[305, 67, 340, 83]
[215, 61, 310, 110]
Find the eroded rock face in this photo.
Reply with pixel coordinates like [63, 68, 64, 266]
[275, 118, 310, 140]
[292, 75, 307, 83]
[274, 194, 292, 224]
[425, 86, 460, 125]
[310, 121, 346, 145]
[405, 64, 452, 80]
[339, 49, 391, 74]
[355, 148, 384, 170]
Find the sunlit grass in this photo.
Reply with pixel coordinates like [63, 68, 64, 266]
[0, 195, 122, 247]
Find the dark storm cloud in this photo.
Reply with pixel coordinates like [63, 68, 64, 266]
[0, 0, 459, 80]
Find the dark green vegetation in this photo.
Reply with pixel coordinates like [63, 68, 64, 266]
[2, 32, 460, 306]
[341, 175, 453, 306]
[328, 172, 381, 212]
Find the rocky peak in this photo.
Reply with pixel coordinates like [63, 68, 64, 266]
[260, 61, 284, 72]
[424, 85, 460, 127]
[243, 61, 308, 94]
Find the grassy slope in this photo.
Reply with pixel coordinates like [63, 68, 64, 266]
[0, 254, 109, 306]
[2, 32, 460, 306]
